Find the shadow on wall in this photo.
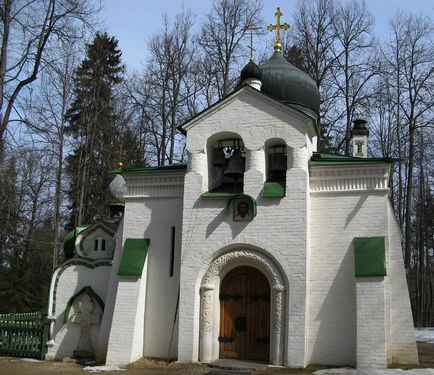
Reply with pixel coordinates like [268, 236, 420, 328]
[309, 243, 356, 366]
[199, 198, 253, 240]
[345, 195, 368, 229]
[143, 199, 181, 358]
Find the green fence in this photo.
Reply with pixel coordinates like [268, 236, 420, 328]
[0, 312, 49, 360]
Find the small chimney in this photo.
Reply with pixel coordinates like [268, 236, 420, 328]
[351, 119, 369, 158]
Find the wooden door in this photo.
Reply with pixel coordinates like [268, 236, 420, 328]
[219, 266, 270, 361]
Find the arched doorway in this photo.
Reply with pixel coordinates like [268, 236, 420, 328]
[219, 266, 270, 361]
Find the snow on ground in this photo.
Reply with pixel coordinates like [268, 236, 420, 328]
[416, 328, 434, 343]
[314, 369, 434, 375]
[83, 365, 126, 372]
[313, 328, 434, 374]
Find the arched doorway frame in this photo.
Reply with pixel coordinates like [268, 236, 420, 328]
[199, 248, 285, 365]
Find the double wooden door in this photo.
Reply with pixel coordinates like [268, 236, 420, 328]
[219, 266, 270, 361]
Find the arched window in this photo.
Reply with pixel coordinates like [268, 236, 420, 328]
[101, 239, 106, 251]
[94, 238, 99, 251]
[208, 135, 245, 194]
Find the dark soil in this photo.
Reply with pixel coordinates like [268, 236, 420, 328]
[0, 343, 432, 375]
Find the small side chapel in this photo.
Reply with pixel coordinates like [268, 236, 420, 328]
[46, 8, 418, 369]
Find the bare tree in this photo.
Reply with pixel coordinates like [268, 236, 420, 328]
[141, 11, 197, 165]
[385, 13, 434, 269]
[330, 0, 377, 154]
[198, 0, 263, 100]
[292, 0, 338, 151]
[0, 0, 97, 160]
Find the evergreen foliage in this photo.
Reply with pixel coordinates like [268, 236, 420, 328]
[65, 32, 125, 228]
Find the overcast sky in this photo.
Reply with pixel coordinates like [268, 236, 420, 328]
[100, 0, 434, 71]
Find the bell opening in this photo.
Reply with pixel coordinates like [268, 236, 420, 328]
[208, 137, 245, 194]
[267, 143, 287, 181]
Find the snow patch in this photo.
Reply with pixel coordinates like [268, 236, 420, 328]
[21, 358, 41, 362]
[83, 365, 126, 372]
[416, 328, 434, 343]
[314, 369, 434, 375]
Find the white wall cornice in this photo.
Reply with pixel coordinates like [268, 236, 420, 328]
[124, 173, 185, 198]
[309, 166, 390, 193]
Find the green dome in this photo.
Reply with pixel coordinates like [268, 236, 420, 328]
[259, 51, 320, 116]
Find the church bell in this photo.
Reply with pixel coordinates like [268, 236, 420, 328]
[224, 148, 245, 179]
[212, 147, 227, 167]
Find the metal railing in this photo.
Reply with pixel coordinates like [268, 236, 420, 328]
[0, 312, 49, 359]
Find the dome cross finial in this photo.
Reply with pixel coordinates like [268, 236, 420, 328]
[267, 7, 290, 52]
[242, 23, 261, 62]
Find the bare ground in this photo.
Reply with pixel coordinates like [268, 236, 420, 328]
[0, 343, 432, 375]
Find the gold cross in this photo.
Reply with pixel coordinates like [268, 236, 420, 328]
[242, 23, 261, 62]
[117, 143, 126, 168]
[267, 7, 289, 52]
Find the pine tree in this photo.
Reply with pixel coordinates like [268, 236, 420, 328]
[65, 32, 125, 227]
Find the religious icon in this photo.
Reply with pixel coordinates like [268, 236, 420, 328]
[233, 197, 253, 222]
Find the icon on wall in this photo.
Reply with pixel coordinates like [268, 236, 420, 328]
[233, 197, 254, 222]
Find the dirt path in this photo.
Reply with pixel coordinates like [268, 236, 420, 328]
[0, 343, 432, 375]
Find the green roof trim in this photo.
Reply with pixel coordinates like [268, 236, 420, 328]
[101, 219, 119, 232]
[309, 153, 396, 166]
[201, 182, 243, 198]
[262, 180, 285, 198]
[118, 238, 150, 276]
[110, 163, 187, 175]
[354, 237, 387, 277]
[63, 225, 89, 257]
[63, 286, 104, 324]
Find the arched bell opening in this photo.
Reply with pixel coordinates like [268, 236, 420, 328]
[219, 266, 270, 361]
[207, 133, 245, 194]
[265, 139, 287, 183]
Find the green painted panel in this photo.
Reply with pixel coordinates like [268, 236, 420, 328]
[354, 237, 387, 277]
[117, 238, 150, 276]
[262, 180, 285, 198]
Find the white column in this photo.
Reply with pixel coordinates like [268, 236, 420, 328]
[271, 285, 285, 366]
[356, 277, 387, 368]
[199, 284, 215, 362]
[244, 148, 265, 197]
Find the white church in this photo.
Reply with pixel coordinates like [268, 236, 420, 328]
[46, 10, 418, 369]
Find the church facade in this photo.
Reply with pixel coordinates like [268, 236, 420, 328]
[46, 32, 418, 368]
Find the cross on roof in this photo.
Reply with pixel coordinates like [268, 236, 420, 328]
[267, 7, 289, 52]
[242, 23, 261, 62]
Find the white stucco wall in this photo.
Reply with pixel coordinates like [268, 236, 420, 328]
[125, 198, 183, 359]
[46, 260, 112, 360]
[387, 203, 419, 364]
[104, 174, 184, 364]
[309, 189, 389, 366]
[178, 89, 315, 367]
[80, 227, 115, 259]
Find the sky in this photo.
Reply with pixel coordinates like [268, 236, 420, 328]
[100, 0, 434, 71]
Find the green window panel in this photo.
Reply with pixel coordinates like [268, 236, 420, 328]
[262, 180, 285, 198]
[117, 238, 150, 276]
[354, 236, 387, 277]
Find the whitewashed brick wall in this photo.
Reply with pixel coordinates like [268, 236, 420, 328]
[46, 261, 111, 360]
[309, 191, 389, 366]
[178, 90, 316, 367]
[356, 277, 387, 368]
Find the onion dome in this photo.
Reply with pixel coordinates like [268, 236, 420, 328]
[108, 174, 127, 203]
[240, 60, 262, 81]
[259, 51, 320, 116]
